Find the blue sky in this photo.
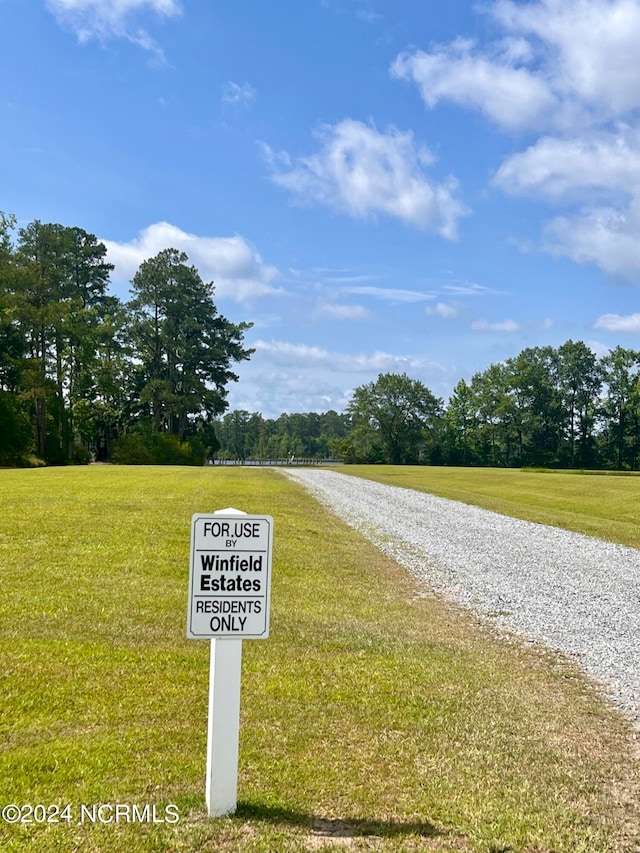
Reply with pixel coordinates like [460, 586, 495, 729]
[3, 0, 640, 417]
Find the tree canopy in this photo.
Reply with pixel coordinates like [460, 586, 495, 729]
[0, 213, 253, 465]
[344, 373, 442, 464]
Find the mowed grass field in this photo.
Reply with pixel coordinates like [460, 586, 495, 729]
[0, 465, 638, 853]
[339, 465, 640, 549]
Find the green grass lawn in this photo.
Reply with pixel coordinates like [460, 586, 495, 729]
[0, 466, 638, 852]
[338, 465, 640, 549]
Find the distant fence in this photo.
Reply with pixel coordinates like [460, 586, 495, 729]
[211, 458, 341, 467]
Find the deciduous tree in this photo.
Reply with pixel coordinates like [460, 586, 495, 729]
[347, 372, 443, 464]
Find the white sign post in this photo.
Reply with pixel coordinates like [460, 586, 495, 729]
[187, 507, 273, 817]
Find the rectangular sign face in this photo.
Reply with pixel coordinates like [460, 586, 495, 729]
[187, 513, 273, 639]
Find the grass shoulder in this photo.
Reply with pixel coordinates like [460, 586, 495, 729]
[336, 465, 640, 549]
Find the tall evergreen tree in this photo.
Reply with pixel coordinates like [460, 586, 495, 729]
[9, 221, 114, 461]
[127, 248, 253, 438]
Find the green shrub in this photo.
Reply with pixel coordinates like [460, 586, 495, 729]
[19, 455, 47, 468]
[111, 429, 207, 465]
[70, 443, 92, 465]
[0, 391, 33, 465]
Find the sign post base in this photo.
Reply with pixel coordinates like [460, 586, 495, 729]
[206, 637, 243, 817]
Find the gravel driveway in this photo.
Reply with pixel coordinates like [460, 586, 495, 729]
[283, 468, 640, 724]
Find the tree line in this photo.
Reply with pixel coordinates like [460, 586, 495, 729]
[0, 213, 253, 466]
[3, 213, 640, 471]
[217, 343, 640, 471]
[214, 409, 352, 462]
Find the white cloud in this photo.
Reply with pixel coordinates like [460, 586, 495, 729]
[494, 125, 640, 282]
[426, 302, 458, 318]
[343, 285, 436, 302]
[265, 119, 468, 238]
[103, 222, 281, 301]
[543, 202, 640, 281]
[443, 282, 498, 296]
[393, 1, 640, 133]
[472, 318, 520, 332]
[494, 128, 640, 202]
[318, 273, 377, 284]
[495, 128, 640, 283]
[594, 312, 640, 333]
[315, 303, 371, 320]
[229, 340, 460, 416]
[253, 339, 452, 376]
[586, 340, 613, 359]
[391, 39, 556, 132]
[222, 81, 256, 107]
[492, 0, 640, 117]
[286, 268, 378, 286]
[46, 0, 181, 53]
[391, 0, 640, 283]
[229, 369, 353, 417]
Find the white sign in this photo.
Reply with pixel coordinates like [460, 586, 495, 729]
[187, 512, 273, 639]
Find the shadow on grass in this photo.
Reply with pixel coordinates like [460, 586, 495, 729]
[236, 801, 445, 840]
